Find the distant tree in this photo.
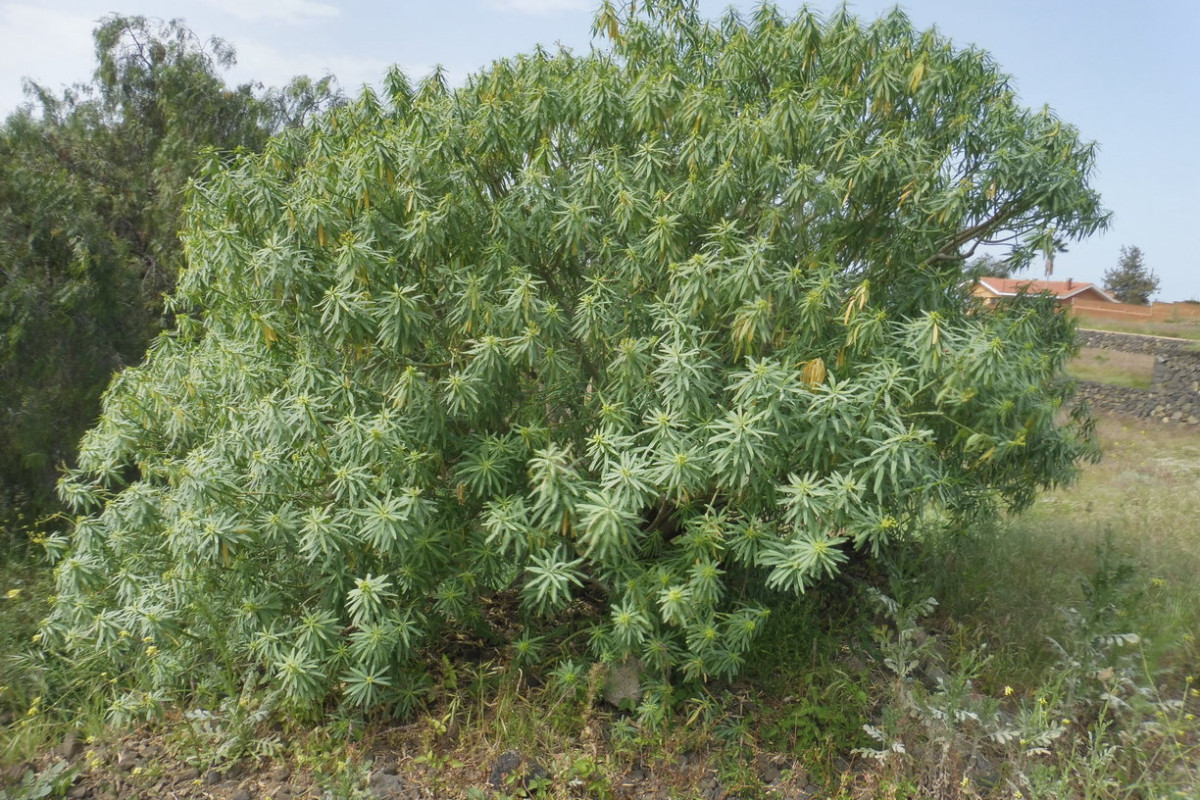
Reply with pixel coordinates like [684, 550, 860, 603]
[963, 253, 1013, 281]
[1103, 245, 1158, 304]
[0, 15, 343, 515]
[260, 73, 345, 131]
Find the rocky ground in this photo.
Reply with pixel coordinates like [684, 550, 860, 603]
[2, 726, 834, 800]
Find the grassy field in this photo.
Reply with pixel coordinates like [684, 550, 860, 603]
[1068, 347, 1156, 389]
[2, 412, 1198, 799]
[1075, 312, 1200, 341]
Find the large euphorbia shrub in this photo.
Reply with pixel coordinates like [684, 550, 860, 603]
[46, 0, 1106, 715]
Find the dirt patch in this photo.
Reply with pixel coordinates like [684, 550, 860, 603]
[3, 719, 831, 800]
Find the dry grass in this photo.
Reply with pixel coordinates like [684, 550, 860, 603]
[933, 410, 1200, 683]
[878, 411, 1200, 799]
[950, 411, 1200, 642]
[1030, 412, 1200, 575]
[1068, 347, 1156, 389]
[1075, 314, 1200, 340]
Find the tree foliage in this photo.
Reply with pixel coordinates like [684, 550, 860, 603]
[963, 252, 1014, 282]
[0, 16, 342, 514]
[45, 1, 1107, 716]
[1102, 245, 1158, 305]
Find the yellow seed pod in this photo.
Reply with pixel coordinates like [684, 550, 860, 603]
[801, 357, 826, 387]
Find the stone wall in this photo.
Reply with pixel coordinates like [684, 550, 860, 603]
[1078, 329, 1195, 356]
[1074, 329, 1200, 426]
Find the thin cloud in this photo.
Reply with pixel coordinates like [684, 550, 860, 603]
[226, 36, 391, 92]
[486, 0, 591, 15]
[202, 0, 340, 24]
[0, 4, 96, 113]
[227, 34, 473, 98]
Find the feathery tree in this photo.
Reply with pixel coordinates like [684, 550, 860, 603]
[0, 16, 342, 517]
[45, 1, 1107, 717]
[1103, 245, 1157, 305]
[963, 253, 1013, 282]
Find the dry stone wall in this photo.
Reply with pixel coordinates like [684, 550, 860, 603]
[1074, 329, 1200, 426]
[1078, 329, 1194, 356]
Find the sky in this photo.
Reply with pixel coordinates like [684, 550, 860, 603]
[2, 0, 1197, 300]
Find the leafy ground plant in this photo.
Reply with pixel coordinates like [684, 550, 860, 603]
[4, 414, 1197, 798]
[44, 0, 1107, 718]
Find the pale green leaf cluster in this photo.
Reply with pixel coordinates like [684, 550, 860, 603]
[45, 0, 1105, 714]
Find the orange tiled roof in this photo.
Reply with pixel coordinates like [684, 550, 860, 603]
[976, 277, 1115, 302]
